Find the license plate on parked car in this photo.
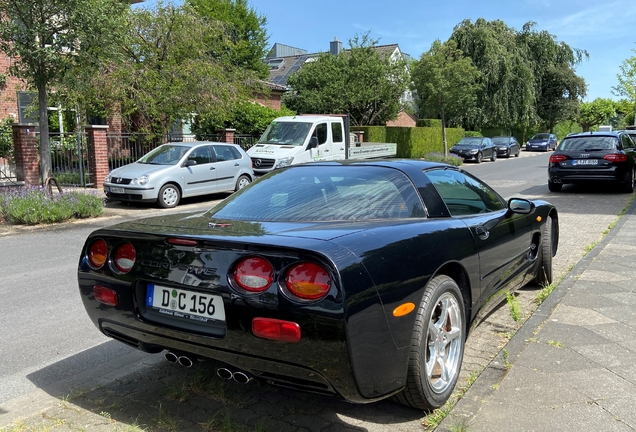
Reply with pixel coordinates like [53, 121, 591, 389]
[572, 159, 598, 166]
[109, 187, 125, 193]
[146, 284, 226, 322]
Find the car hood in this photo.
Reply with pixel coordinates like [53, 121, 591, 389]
[101, 210, 408, 241]
[109, 162, 173, 178]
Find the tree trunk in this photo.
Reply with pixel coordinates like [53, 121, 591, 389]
[38, 83, 50, 185]
[441, 108, 448, 157]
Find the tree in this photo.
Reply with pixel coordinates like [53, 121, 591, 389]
[579, 98, 616, 131]
[282, 33, 410, 126]
[186, 0, 269, 79]
[74, 2, 263, 136]
[0, 0, 129, 184]
[411, 39, 481, 155]
[612, 49, 636, 127]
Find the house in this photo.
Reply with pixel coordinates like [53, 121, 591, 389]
[264, 38, 415, 119]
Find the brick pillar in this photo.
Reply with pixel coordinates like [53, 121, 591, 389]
[85, 125, 109, 189]
[12, 124, 40, 186]
[218, 128, 236, 144]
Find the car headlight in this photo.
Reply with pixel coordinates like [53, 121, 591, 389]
[131, 175, 149, 186]
[103, 174, 111, 184]
[275, 156, 294, 169]
[469, 149, 478, 154]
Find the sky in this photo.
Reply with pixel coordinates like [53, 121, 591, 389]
[140, 0, 636, 102]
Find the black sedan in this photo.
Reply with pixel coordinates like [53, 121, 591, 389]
[548, 131, 636, 192]
[492, 136, 521, 158]
[77, 160, 558, 410]
[449, 137, 497, 163]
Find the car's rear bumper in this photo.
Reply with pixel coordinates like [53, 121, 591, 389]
[548, 166, 629, 184]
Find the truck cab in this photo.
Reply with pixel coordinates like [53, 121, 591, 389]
[247, 116, 347, 175]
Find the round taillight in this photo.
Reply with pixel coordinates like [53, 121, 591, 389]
[113, 242, 136, 273]
[233, 257, 274, 292]
[284, 262, 331, 301]
[88, 239, 108, 269]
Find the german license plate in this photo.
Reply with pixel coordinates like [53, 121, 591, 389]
[573, 159, 598, 166]
[109, 186, 125, 193]
[146, 284, 225, 322]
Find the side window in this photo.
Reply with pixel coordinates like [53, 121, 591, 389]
[188, 146, 211, 165]
[622, 135, 633, 149]
[213, 145, 237, 162]
[313, 123, 328, 145]
[425, 169, 505, 216]
[331, 122, 343, 143]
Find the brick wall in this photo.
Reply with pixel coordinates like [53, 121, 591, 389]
[0, 53, 27, 122]
[85, 125, 109, 188]
[12, 124, 39, 185]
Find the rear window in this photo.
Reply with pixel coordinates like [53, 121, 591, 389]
[209, 166, 426, 221]
[558, 136, 618, 151]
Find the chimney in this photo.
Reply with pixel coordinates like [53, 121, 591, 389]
[330, 37, 342, 55]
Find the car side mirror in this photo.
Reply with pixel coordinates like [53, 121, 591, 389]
[307, 136, 319, 150]
[508, 198, 534, 215]
[185, 159, 197, 167]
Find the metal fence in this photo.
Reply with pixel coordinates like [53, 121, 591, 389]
[49, 132, 91, 187]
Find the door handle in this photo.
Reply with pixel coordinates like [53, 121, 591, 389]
[475, 225, 489, 240]
[234, 163, 239, 166]
[210, 167, 216, 170]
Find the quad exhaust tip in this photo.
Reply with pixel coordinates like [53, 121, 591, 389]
[217, 367, 252, 384]
[164, 351, 195, 368]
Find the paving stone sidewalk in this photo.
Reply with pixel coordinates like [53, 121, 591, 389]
[438, 199, 636, 431]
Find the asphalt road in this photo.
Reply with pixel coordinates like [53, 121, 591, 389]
[0, 151, 633, 431]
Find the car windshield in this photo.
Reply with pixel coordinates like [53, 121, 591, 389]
[455, 137, 483, 146]
[558, 136, 618, 151]
[531, 134, 550, 140]
[208, 165, 427, 221]
[138, 145, 189, 165]
[492, 137, 511, 144]
[257, 121, 312, 146]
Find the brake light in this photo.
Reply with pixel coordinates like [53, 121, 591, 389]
[284, 262, 331, 300]
[233, 257, 274, 292]
[604, 154, 628, 162]
[93, 285, 118, 306]
[549, 154, 567, 163]
[88, 239, 108, 269]
[252, 317, 301, 342]
[113, 242, 136, 273]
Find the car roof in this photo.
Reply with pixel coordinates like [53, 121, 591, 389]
[562, 131, 623, 139]
[161, 141, 239, 148]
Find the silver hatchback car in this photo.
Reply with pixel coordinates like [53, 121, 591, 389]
[104, 142, 254, 208]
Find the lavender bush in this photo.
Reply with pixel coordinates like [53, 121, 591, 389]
[0, 186, 104, 225]
[423, 152, 463, 166]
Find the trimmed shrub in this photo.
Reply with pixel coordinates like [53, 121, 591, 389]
[356, 126, 465, 158]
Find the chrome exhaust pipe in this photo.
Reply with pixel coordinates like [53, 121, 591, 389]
[232, 371, 252, 384]
[164, 351, 178, 363]
[216, 368, 233, 380]
[178, 355, 194, 368]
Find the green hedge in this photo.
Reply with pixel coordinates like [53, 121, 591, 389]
[355, 126, 465, 158]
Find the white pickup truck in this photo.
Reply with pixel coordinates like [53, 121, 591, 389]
[247, 115, 397, 175]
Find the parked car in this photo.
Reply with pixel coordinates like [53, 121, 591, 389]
[492, 136, 521, 158]
[103, 142, 254, 208]
[526, 133, 557, 151]
[79, 160, 558, 410]
[449, 137, 497, 163]
[548, 131, 636, 192]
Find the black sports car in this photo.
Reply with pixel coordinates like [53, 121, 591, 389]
[77, 160, 559, 410]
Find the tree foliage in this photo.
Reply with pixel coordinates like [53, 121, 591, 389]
[0, 0, 128, 183]
[282, 33, 410, 126]
[411, 39, 481, 155]
[449, 19, 587, 131]
[612, 49, 636, 127]
[192, 101, 295, 136]
[578, 98, 616, 131]
[186, 0, 269, 79]
[74, 1, 263, 136]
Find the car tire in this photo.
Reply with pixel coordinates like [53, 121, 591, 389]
[548, 181, 562, 192]
[157, 184, 180, 208]
[491, 151, 497, 162]
[506, 149, 511, 158]
[235, 174, 251, 192]
[515, 149, 520, 157]
[392, 275, 465, 410]
[623, 167, 635, 193]
[476, 152, 483, 163]
[532, 215, 554, 286]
